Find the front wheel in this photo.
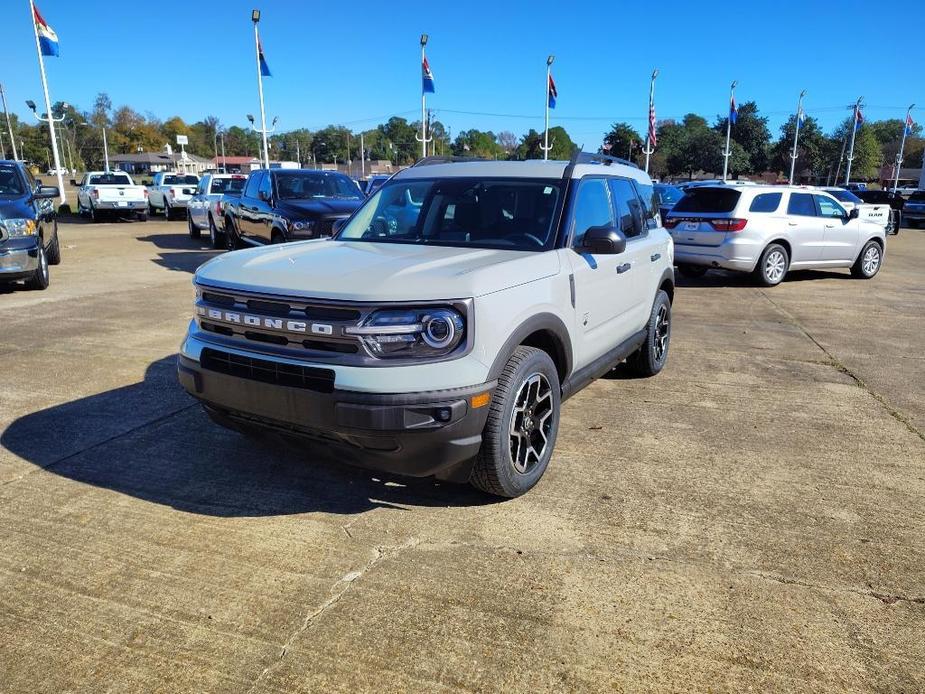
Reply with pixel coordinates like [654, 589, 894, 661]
[188, 212, 201, 239]
[25, 245, 49, 290]
[469, 346, 560, 498]
[755, 243, 789, 286]
[46, 229, 62, 265]
[208, 215, 224, 249]
[851, 240, 882, 279]
[626, 290, 672, 377]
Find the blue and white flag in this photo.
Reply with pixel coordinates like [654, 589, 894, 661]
[33, 4, 59, 57]
[729, 95, 738, 125]
[422, 56, 435, 94]
[258, 38, 271, 77]
[797, 107, 806, 125]
[854, 104, 864, 131]
[905, 113, 915, 136]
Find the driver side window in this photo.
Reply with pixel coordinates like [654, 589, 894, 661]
[815, 195, 845, 218]
[571, 178, 614, 248]
[258, 173, 273, 200]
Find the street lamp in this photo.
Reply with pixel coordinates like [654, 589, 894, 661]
[252, 9, 260, 22]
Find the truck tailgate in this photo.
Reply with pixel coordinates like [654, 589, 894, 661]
[96, 186, 146, 203]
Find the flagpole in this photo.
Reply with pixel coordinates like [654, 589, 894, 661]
[0, 84, 18, 161]
[416, 34, 432, 160]
[252, 10, 270, 170]
[893, 103, 915, 192]
[643, 69, 658, 174]
[844, 96, 862, 186]
[541, 55, 554, 161]
[788, 89, 806, 186]
[722, 80, 737, 182]
[29, 0, 65, 205]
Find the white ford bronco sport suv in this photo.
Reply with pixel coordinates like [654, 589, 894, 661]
[178, 153, 675, 497]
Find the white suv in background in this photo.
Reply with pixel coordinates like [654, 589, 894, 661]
[665, 185, 886, 286]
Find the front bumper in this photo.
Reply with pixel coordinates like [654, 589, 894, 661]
[177, 349, 495, 482]
[0, 241, 40, 280]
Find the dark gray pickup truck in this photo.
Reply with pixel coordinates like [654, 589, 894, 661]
[0, 160, 61, 291]
[220, 168, 364, 249]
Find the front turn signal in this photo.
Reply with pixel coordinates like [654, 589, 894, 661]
[470, 392, 491, 409]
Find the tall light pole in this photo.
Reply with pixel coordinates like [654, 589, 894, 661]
[251, 9, 271, 169]
[722, 80, 737, 182]
[844, 97, 863, 186]
[642, 69, 658, 174]
[0, 84, 18, 161]
[28, 0, 65, 204]
[416, 34, 433, 159]
[247, 113, 276, 168]
[893, 104, 915, 192]
[541, 55, 555, 160]
[788, 89, 806, 185]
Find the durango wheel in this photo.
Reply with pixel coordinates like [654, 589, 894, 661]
[470, 346, 561, 497]
[756, 243, 789, 286]
[852, 240, 882, 279]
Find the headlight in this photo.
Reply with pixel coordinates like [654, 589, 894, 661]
[345, 307, 465, 359]
[292, 220, 315, 232]
[3, 219, 37, 238]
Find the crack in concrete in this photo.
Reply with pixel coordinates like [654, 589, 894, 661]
[746, 570, 925, 606]
[245, 537, 419, 693]
[757, 290, 925, 443]
[0, 403, 199, 488]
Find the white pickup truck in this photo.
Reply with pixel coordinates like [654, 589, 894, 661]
[147, 172, 200, 220]
[821, 187, 897, 234]
[75, 171, 148, 222]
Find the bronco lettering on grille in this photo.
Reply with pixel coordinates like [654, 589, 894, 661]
[198, 306, 327, 335]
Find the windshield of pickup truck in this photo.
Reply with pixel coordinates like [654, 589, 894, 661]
[163, 175, 199, 185]
[0, 165, 25, 196]
[88, 174, 133, 186]
[274, 171, 362, 200]
[337, 178, 563, 251]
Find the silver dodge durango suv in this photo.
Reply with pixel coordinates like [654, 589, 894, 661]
[665, 185, 886, 285]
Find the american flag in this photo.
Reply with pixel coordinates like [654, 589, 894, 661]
[648, 94, 657, 147]
[905, 112, 915, 136]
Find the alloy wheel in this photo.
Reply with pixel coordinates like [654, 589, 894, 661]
[862, 245, 880, 275]
[509, 372, 555, 474]
[765, 250, 786, 283]
[654, 304, 670, 362]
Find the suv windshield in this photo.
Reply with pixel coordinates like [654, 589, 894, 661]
[89, 174, 132, 185]
[672, 187, 741, 213]
[275, 172, 362, 200]
[908, 191, 925, 202]
[337, 177, 563, 251]
[164, 175, 199, 185]
[0, 164, 25, 196]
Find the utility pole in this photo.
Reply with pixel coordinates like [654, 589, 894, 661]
[722, 80, 737, 182]
[541, 55, 555, 160]
[789, 90, 806, 185]
[893, 104, 915, 192]
[844, 97, 863, 186]
[0, 84, 18, 161]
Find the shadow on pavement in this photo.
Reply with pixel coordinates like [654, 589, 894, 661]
[675, 267, 855, 289]
[137, 233, 224, 274]
[1, 356, 493, 517]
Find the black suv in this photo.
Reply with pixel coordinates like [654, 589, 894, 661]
[222, 168, 364, 247]
[0, 161, 61, 291]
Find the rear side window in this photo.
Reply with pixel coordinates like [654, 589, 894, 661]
[749, 193, 782, 213]
[609, 178, 645, 238]
[672, 188, 741, 214]
[633, 182, 658, 220]
[243, 173, 262, 199]
[571, 178, 614, 247]
[787, 193, 816, 217]
[211, 177, 246, 194]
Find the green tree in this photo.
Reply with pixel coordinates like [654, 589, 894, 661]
[831, 117, 881, 182]
[602, 122, 642, 161]
[770, 114, 827, 181]
[376, 117, 418, 165]
[451, 129, 503, 158]
[713, 100, 770, 173]
[513, 126, 574, 160]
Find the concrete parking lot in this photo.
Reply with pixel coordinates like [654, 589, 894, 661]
[1, 217, 923, 692]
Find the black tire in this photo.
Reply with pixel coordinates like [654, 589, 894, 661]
[225, 217, 242, 250]
[755, 243, 789, 286]
[137, 213, 148, 222]
[147, 201, 156, 218]
[188, 212, 201, 239]
[165, 202, 173, 220]
[88, 203, 98, 223]
[208, 215, 224, 249]
[25, 245, 49, 290]
[851, 239, 883, 279]
[626, 290, 672, 377]
[270, 228, 286, 244]
[469, 346, 561, 498]
[46, 228, 61, 266]
[678, 264, 708, 278]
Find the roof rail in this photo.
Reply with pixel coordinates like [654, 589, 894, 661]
[410, 155, 489, 168]
[569, 150, 639, 169]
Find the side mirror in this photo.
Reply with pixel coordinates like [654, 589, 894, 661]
[581, 226, 627, 255]
[70, 179, 78, 187]
[849, 208, 859, 220]
[34, 185, 60, 200]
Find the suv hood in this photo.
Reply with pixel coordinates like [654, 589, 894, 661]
[277, 199, 363, 217]
[196, 240, 561, 302]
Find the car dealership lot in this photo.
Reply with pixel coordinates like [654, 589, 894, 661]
[1, 219, 924, 692]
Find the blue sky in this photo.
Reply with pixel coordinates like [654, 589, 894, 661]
[7, 0, 923, 145]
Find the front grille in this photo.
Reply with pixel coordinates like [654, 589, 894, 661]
[200, 348, 335, 393]
[246, 299, 291, 316]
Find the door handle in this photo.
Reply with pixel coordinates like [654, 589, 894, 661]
[650, 253, 661, 262]
[616, 263, 631, 274]
[825, 224, 836, 229]
[787, 222, 798, 226]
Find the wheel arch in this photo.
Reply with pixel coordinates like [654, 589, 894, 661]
[658, 267, 675, 304]
[487, 313, 573, 385]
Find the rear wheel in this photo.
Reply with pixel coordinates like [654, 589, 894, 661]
[165, 201, 173, 220]
[677, 263, 708, 278]
[188, 212, 201, 239]
[225, 217, 242, 250]
[89, 203, 99, 223]
[470, 346, 560, 498]
[755, 243, 789, 286]
[626, 290, 672, 377]
[208, 215, 224, 249]
[25, 245, 49, 290]
[851, 240, 882, 279]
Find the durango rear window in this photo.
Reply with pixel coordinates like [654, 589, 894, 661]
[749, 193, 782, 213]
[672, 188, 741, 214]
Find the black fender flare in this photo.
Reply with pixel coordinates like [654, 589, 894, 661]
[487, 312, 573, 382]
[657, 266, 675, 302]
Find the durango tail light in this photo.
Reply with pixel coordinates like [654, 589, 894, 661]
[709, 218, 747, 232]
[663, 218, 680, 229]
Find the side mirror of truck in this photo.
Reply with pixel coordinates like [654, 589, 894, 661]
[70, 179, 78, 187]
[848, 208, 859, 220]
[33, 185, 60, 200]
[182, 188, 194, 195]
[581, 226, 627, 255]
